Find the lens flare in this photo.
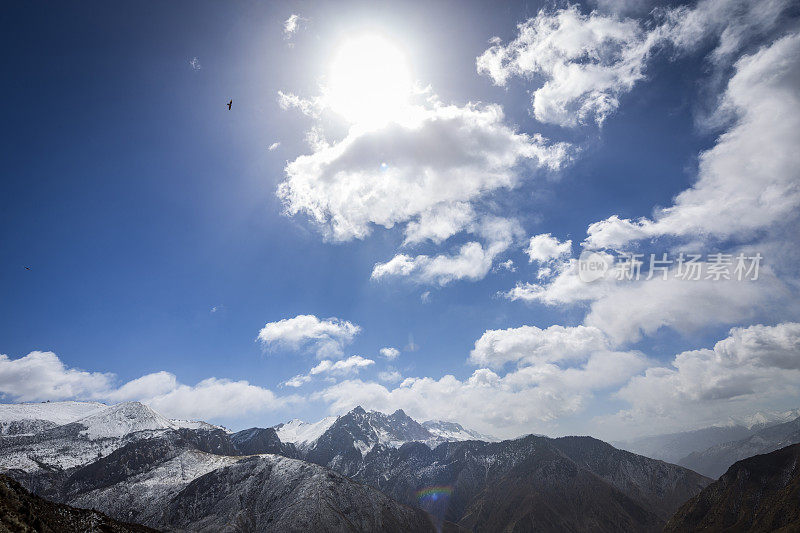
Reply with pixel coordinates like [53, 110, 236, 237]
[416, 486, 453, 501]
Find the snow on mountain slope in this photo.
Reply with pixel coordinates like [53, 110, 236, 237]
[422, 420, 499, 442]
[168, 419, 225, 432]
[75, 402, 177, 439]
[161, 454, 444, 533]
[68, 449, 242, 527]
[0, 401, 107, 436]
[274, 416, 338, 449]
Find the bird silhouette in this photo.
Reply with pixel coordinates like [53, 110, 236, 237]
[227, 99, 232, 110]
[24, 266, 30, 271]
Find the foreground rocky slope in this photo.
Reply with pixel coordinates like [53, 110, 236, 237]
[665, 443, 800, 532]
[0, 473, 155, 533]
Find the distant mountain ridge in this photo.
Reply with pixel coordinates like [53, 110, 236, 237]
[614, 408, 800, 464]
[678, 415, 800, 478]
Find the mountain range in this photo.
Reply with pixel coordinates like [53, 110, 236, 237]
[1, 400, 798, 531]
[678, 414, 800, 478]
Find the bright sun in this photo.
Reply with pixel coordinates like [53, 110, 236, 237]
[326, 34, 413, 126]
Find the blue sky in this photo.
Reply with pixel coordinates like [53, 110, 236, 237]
[2, 0, 799, 440]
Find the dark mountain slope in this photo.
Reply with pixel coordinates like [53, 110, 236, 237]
[345, 434, 709, 530]
[0, 474, 155, 533]
[550, 436, 709, 521]
[161, 454, 461, 533]
[458, 445, 662, 533]
[665, 443, 800, 532]
[231, 427, 301, 457]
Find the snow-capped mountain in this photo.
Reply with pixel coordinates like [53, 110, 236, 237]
[0, 401, 225, 473]
[422, 420, 498, 442]
[273, 416, 338, 450]
[265, 407, 496, 459]
[0, 401, 107, 436]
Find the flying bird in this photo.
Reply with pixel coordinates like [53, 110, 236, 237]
[24, 266, 30, 271]
[227, 99, 232, 110]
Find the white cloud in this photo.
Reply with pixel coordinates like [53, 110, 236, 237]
[313, 323, 648, 437]
[144, 378, 290, 420]
[283, 14, 305, 37]
[278, 100, 569, 242]
[277, 91, 322, 118]
[378, 370, 402, 383]
[507, 253, 792, 344]
[315, 348, 647, 438]
[372, 216, 523, 285]
[0, 351, 291, 421]
[310, 355, 375, 376]
[470, 325, 610, 369]
[256, 314, 361, 358]
[103, 371, 177, 403]
[189, 57, 201, 70]
[420, 291, 431, 303]
[600, 322, 800, 437]
[496, 259, 516, 272]
[283, 374, 312, 388]
[477, 5, 656, 126]
[402, 202, 476, 246]
[379, 347, 400, 360]
[0, 351, 113, 402]
[477, 0, 794, 128]
[525, 233, 572, 263]
[583, 269, 792, 344]
[585, 32, 800, 248]
[268, 142, 280, 151]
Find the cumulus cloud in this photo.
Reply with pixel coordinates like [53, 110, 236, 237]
[256, 314, 361, 358]
[600, 322, 800, 436]
[0, 351, 291, 421]
[372, 216, 523, 285]
[145, 377, 290, 420]
[283, 374, 312, 388]
[477, 0, 794, 128]
[507, 251, 792, 344]
[477, 5, 656, 126]
[379, 347, 400, 360]
[378, 370, 402, 383]
[0, 351, 113, 402]
[402, 202, 476, 245]
[525, 233, 572, 263]
[278, 100, 569, 243]
[314, 324, 647, 437]
[103, 371, 177, 403]
[585, 32, 800, 248]
[310, 355, 375, 376]
[315, 349, 647, 438]
[470, 325, 610, 369]
[268, 142, 280, 151]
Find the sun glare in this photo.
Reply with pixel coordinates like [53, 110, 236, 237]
[326, 34, 413, 127]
